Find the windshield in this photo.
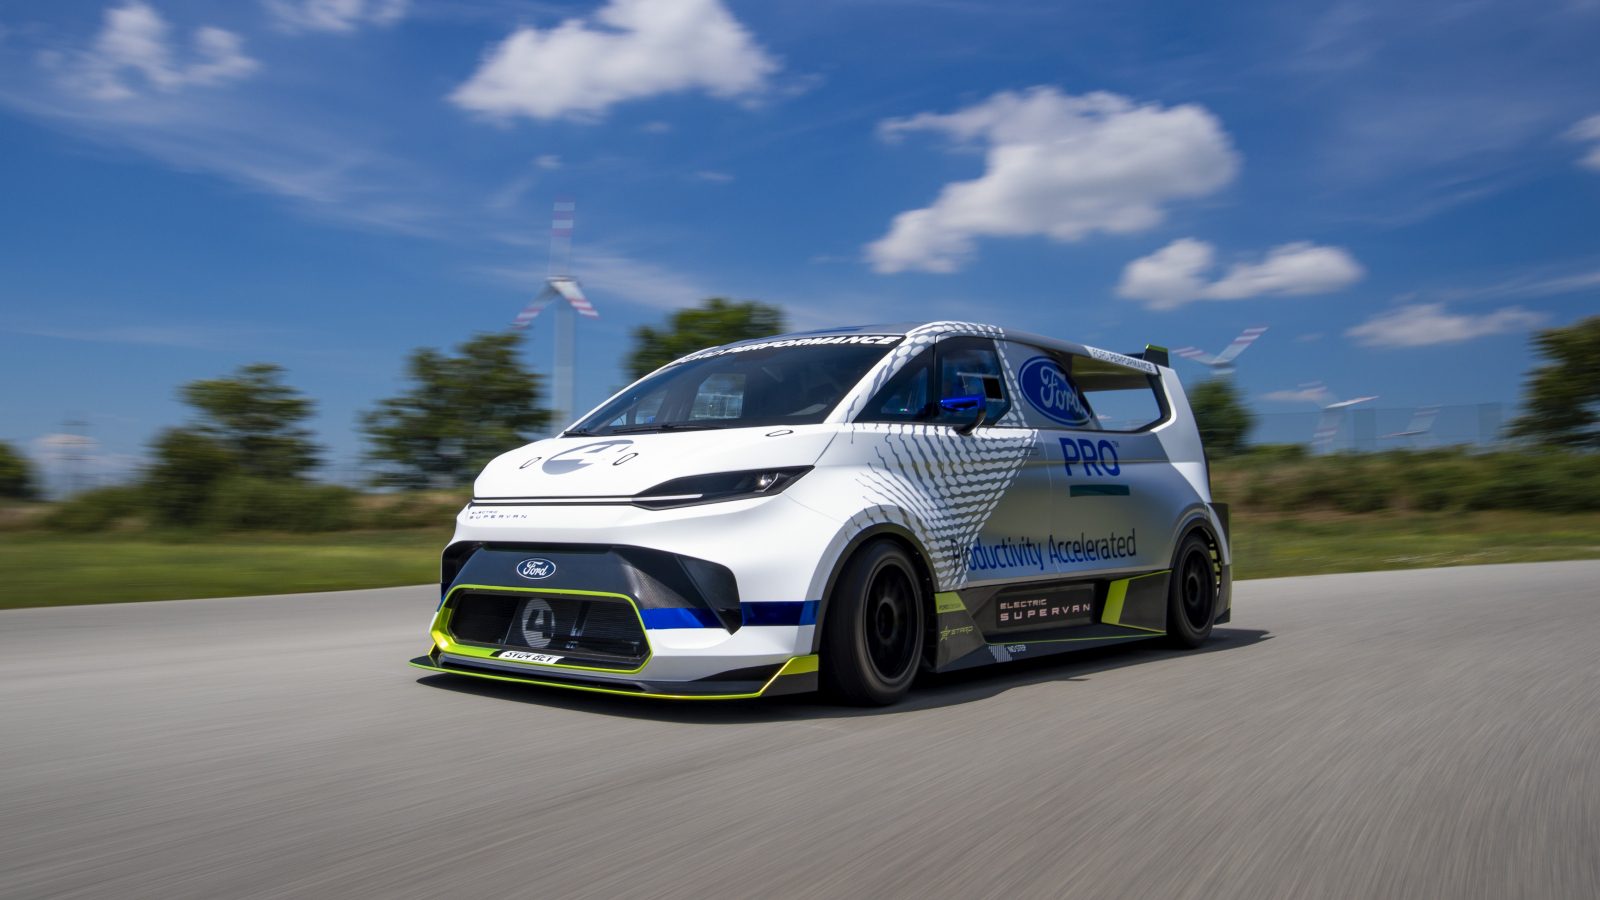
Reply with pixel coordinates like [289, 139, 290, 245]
[570, 337, 902, 435]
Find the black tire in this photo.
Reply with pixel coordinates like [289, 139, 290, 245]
[1165, 533, 1218, 649]
[820, 540, 926, 706]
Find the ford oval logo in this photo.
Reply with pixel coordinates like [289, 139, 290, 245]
[1018, 356, 1091, 426]
[515, 558, 556, 580]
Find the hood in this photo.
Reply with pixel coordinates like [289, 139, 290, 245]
[473, 425, 838, 499]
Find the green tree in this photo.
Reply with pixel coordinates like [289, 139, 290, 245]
[625, 298, 785, 379]
[181, 363, 320, 479]
[1509, 315, 1600, 449]
[362, 332, 551, 489]
[145, 428, 240, 524]
[1189, 378, 1254, 456]
[0, 441, 39, 500]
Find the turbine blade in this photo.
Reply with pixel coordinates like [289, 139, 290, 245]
[1215, 326, 1267, 363]
[551, 277, 599, 318]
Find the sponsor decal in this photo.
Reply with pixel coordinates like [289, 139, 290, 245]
[997, 597, 1094, 628]
[516, 597, 557, 647]
[543, 440, 634, 475]
[515, 558, 557, 580]
[1006, 644, 1027, 654]
[495, 650, 562, 665]
[1085, 345, 1158, 374]
[968, 529, 1138, 572]
[464, 508, 532, 521]
[1060, 437, 1121, 476]
[1018, 356, 1091, 426]
[677, 334, 902, 364]
[939, 624, 976, 642]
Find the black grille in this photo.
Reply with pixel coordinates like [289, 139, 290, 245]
[448, 590, 648, 667]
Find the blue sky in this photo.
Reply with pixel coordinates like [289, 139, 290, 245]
[2, 0, 1598, 488]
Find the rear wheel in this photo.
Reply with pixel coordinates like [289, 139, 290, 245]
[820, 541, 926, 706]
[1165, 533, 1218, 648]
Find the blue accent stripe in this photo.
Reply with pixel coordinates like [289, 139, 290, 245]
[639, 607, 723, 629]
[638, 601, 819, 630]
[742, 601, 818, 627]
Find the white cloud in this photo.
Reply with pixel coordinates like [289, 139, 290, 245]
[450, 0, 778, 122]
[1346, 303, 1546, 348]
[692, 169, 734, 183]
[1118, 238, 1365, 310]
[1568, 114, 1600, 171]
[640, 120, 673, 134]
[864, 87, 1239, 274]
[73, 2, 256, 100]
[265, 0, 408, 33]
[535, 154, 562, 170]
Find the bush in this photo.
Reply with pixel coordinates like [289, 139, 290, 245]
[41, 485, 149, 532]
[201, 477, 357, 532]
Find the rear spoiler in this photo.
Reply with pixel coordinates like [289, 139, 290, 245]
[1127, 344, 1170, 367]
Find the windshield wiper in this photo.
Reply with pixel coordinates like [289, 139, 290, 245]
[607, 422, 731, 434]
[561, 428, 597, 437]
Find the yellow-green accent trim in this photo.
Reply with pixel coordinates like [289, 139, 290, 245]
[1101, 570, 1169, 634]
[432, 583, 653, 675]
[934, 591, 966, 614]
[408, 653, 820, 701]
[778, 653, 819, 675]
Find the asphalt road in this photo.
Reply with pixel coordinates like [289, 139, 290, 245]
[3, 561, 1598, 899]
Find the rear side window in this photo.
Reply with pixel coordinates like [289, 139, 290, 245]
[1071, 355, 1167, 432]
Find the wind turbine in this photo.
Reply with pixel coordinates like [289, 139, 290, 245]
[510, 198, 599, 431]
[1385, 406, 1440, 447]
[1173, 326, 1267, 375]
[1297, 382, 1379, 453]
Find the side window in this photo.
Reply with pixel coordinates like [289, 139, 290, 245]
[934, 337, 1012, 425]
[1070, 355, 1167, 432]
[859, 349, 933, 422]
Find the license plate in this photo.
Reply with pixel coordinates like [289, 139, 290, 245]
[495, 650, 562, 664]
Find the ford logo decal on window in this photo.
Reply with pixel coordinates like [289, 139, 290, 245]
[515, 558, 556, 580]
[1018, 356, 1091, 426]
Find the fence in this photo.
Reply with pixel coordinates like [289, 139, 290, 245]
[1248, 403, 1507, 452]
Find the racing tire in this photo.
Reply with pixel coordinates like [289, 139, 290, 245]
[1165, 533, 1218, 649]
[820, 540, 926, 706]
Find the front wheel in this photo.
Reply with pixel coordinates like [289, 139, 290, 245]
[1165, 534, 1218, 649]
[820, 541, 926, 706]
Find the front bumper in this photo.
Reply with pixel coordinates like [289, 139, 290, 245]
[418, 541, 825, 697]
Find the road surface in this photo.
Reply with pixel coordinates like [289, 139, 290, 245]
[3, 562, 1597, 899]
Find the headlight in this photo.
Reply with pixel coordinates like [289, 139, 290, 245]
[632, 467, 813, 509]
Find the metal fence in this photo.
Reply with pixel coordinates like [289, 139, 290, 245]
[1249, 403, 1508, 452]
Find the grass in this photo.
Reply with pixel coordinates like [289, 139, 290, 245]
[2, 511, 1598, 610]
[0, 529, 449, 608]
[1229, 510, 1600, 580]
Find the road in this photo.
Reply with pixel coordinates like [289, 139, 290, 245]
[2, 562, 1597, 899]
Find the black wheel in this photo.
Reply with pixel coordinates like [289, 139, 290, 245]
[820, 540, 926, 706]
[1165, 533, 1218, 648]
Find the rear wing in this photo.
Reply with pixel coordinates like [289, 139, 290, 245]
[1127, 344, 1170, 368]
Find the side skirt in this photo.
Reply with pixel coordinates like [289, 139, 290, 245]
[931, 569, 1171, 673]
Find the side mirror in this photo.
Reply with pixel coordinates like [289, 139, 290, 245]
[940, 394, 987, 435]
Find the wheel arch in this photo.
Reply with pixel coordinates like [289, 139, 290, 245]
[808, 522, 939, 655]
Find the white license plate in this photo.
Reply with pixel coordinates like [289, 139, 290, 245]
[496, 650, 562, 664]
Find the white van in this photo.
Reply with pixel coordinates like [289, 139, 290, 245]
[410, 321, 1232, 705]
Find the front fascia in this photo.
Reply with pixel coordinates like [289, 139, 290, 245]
[445, 491, 843, 683]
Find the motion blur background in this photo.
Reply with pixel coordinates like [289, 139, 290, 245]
[1, 0, 1598, 605]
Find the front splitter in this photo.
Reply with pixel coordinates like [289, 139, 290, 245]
[409, 652, 820, 701]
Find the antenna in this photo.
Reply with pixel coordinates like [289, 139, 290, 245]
[511, 199, 601, 432]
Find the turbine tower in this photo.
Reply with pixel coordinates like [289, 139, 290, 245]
[1173, 326, 1268, 375]
[511, 198, 599, 431]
